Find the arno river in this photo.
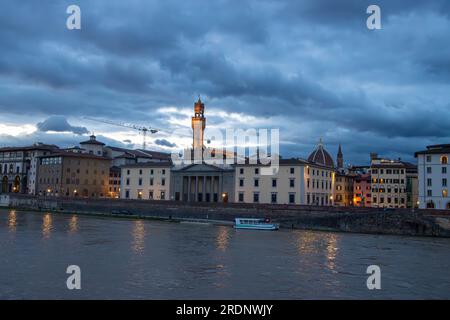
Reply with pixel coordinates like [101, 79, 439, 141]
[0, 209, 449, 299]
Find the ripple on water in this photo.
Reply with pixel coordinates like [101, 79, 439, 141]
[1, 209, 450, 299]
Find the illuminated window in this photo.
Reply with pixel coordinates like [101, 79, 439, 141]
[443, 189, 448, 198]
[441, 156, 448, 164]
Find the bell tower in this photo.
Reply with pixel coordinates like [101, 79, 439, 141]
[192, 97, 206, 159]
[337, 144, 343, 169]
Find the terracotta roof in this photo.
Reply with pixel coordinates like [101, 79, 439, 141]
[232, 157, 334, 170]
[415, 144, 450, 156]
[39, 151, 111, 161]
[307, 140, 335, 168]
[0, 144, 59, 152]
[107, 146, 170, 160]
[79, 135, 105, 146]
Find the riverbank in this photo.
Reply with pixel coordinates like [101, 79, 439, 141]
[1, 194, 450, 237]
[0, 205, 235, 227]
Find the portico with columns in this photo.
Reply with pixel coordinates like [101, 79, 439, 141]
[171, 163, 235, 203]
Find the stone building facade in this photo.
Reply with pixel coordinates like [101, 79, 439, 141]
[37, 152, 110, 198]
[353, 173, 371, 207]
[415, 144, 450, 209]
[234, 159, 306, 205]
[334, 172, 355, 206]
[0, 143, 59, 195]
[369, 155, 416, 208]
[120, 162, 172, 200]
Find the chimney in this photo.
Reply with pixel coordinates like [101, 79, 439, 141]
[370, 153, 378, 160]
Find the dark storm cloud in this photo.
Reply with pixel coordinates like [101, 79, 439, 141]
[37, 116, 89, 135]
[1, 0, 450, 163]
[154, 139, 177, 148]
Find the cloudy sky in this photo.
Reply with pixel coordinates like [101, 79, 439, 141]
[1, 0, 449, 165]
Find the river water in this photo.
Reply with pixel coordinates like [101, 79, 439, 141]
[0, 209, 449, 299]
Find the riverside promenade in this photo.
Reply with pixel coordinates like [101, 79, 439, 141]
[1, 194, 450, 237]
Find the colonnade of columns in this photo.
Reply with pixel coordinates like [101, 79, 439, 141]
[182, 175, 225, 202]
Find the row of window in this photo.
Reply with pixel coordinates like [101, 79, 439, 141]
[126, 169, 167, 175]
[38, 189, 104, 197]
[372, 187, 405, 193]
[238, 178, 295, 188]
[426, 189, 448, 197]
[124, 189, 166, 200]
[1, 164, 21, 174]
[41, 157, 62, 165]
[372, 178, 405, 184]
[125, 177, 166, 186]
[237, 192, 296, 204]
[371, 168, 405, 175]
[307, 168, 331, 177]
[66, 159, 107, 167]
[426, 155, 448, 164]
[66, 168, 106, 175]
[0, 152, 25, 159]
[427, 178, 447, 187]
[373, 196, 405, 204]
[336, 185, 354, 191]
[306, 194, 332, 205]
[307, 179, 332, 190]
[354, 185, 371, 191]
[426, 167, 447, 174]
[238, 167, 296, 175]
[39, 177, 107, 186]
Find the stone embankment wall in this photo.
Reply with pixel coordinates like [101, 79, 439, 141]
[2, 194, 450, 237]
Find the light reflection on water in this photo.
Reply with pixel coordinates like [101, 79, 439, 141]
[216, 226, 230, 252]
[42, 213, 52, 239]
[1, 209, 450, 299]
[326, 234, 339, 272]
[295, 231, 339, 272]
[68, 215, 78, 234]
[8, 210, 16, 232]
[132, 220, 146, 254]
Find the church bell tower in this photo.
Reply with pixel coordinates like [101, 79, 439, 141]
[337, 144, 343, 169]
[192, 97, 206, 160]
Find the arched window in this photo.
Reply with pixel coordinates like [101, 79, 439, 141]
[441, 156, 448, 164]
[426, 201, 435, 209]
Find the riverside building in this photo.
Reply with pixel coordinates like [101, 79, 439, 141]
[0, 143, 59, 195]
[36, 152, 110, 198]
[120, 161, 172, 200]
[415, 144, 450, 209]
[369, 154, 417, 208]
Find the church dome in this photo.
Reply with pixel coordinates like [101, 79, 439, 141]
[307, 139, 335, 168]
